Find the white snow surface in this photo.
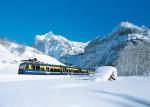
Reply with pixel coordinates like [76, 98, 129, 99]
[0, 75, 150, 107]
[92, 66, 118, 81]
[0, 43, 16, 63]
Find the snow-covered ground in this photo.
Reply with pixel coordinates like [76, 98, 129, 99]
[0, 75, 150, 107]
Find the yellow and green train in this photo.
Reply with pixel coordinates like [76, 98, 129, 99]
[18, 62, 90, 75]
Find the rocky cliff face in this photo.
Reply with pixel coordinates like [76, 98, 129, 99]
[79, 22, 150, 75]
[35, 32, 88, 60]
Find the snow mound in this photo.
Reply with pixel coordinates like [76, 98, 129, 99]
[92, 66, 118, 81]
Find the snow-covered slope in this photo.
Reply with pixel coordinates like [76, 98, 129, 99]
[0, 40, 64, 74]
[35, 32, 88, 59]
[76, 21, 150, 76]
[0, 43, 16, 63]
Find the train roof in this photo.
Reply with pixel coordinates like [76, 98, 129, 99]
[20, 62, 66, 67]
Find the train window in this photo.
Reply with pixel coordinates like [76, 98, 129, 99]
[57, 69, 60, 72]
[19, 64, 26, 69]
[26, 65, 29, 69]
[74, 70, 78, 73]
[54, 69, 57, 72]
[28, 65, 33, 70]
[60, 67, 63, 72]
[32, 65, 36, 70]
[66, 69, 68, 72]
[79, 69, 81, 72]
[46, 67, 49, 71]
[54, 69, 59, 72]
[36, 66, 40, 70]
[41, 68, 45, 71]
[50, 68, 54, 72]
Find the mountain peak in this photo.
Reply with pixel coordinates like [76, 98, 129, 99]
[36, 32, 68, 42]
[112, 21, 141, 33]
[106, 21, 150, 41]
[119, 21, 138, 28]
[35, 32, 88, 59]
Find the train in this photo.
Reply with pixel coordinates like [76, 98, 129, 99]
[18, 59, 91, 75]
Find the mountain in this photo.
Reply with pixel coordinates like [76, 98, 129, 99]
[78, 21, 150, 76]
[0, 38, 64, 74]
[34, 21, 150, 76]
[35, 32, 88, 62]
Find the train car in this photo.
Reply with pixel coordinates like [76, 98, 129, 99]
[18, 62, 90, 75]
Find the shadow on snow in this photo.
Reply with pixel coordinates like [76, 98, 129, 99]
[91, 90, 150, 107]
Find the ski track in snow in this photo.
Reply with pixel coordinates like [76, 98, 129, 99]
[0, 75, 150, 107]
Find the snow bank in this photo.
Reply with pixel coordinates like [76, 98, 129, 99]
[92, 66, 118, 81]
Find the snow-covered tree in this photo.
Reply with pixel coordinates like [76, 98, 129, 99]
[117, 41, 150, 76]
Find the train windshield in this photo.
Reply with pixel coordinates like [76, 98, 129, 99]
[19, 63, 26, 69]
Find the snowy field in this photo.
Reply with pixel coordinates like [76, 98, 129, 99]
[0, 75, 150, 107]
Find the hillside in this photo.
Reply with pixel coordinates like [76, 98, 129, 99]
[0, 39, 64, 74]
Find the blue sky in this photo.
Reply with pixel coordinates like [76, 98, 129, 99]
[0, 0, 150, 46]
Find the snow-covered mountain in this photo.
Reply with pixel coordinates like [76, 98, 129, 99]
[33, 21, 150, 76]
[78, 21, 150, 76]
[0, 39, 64, 74]
[35, 32, 88, 59]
